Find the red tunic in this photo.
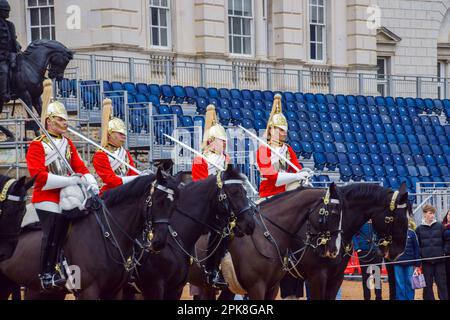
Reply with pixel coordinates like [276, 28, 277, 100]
[92, 149, 139, 195]
[191, 154, 230, 182]
[27, 137, 90, 204]
[256, 144, 302, 198]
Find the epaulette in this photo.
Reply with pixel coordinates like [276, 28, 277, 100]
[33, 135, 46, 142]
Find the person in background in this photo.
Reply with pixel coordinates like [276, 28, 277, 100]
[416, 204, 448, 300]
[353, 220, 383, 300]
[442, 208, 450, 299]
[394, 217, 420, 300]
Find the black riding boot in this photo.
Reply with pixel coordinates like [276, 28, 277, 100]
[205, 234, 228, 290]
[0, 62, 10, 103]
[37, 210, 68, 291]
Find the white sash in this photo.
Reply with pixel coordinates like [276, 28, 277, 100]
[109, 147, 127, 173]
[44, 137, 69, 167]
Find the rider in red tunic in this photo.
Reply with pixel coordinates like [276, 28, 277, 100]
[26, 80, 99, 290]
[92, 98, 139, 196]
[191, 105, 230, 289]
[256, 94, 311, 199]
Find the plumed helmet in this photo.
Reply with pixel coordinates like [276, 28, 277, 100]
[0, 0, 10, 12]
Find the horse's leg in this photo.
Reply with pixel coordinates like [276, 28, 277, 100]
[142, 280, 165, 300]
[196, 287, 216, 300]
[308, 271, 328, 300]
[24, 288, 65, 300]
[77, 284, 101, 300]
[164, 287, 184, 300]
[246, 281, 267, 300]
[325, 273, 345, 300]
[265, 283, 279, 300]
[0, 273, 19, 300]
[217, 288, 235, 300]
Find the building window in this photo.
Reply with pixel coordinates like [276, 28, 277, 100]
[309, 0, 326, 61]
[377, 57, 390, 96]
[27, 0, 55, 42]
[149, 0, 170, 48]
[228, 0, 253, 55]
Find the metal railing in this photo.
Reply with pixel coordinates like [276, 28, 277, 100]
[69, 53, 450, 99]
[412, 182, 450, 224]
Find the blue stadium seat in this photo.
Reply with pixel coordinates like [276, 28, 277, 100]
[435, 155, 447, 166]
[264, 90, 275, 101]
[373, 165, 385, 177]
[353, 123, 364, 133]
[346, 94, 358, 106]
[440, 166, 450, 177]
[241, 118, 254, 129]
[351, 165, 364, 181]
[399, 144, 411, 154]
[179, 116, 194, 127]
[348, 105, 358, 114]
[254, 119, 266, 131]
[325, 153, 338, 170]
[333, 132, 344, 143]
[147, 94, 161, 108]
[385, 165, 397, 177]
[357, 143, 369, 154]
[230, 98, 243, 109]
[161, 85, 174, 103]
[298, 121, 310, 132]
[418, 166, 429, 177]
[368, 143, 380, 154]
[195, 97, 208, 113]
[366, 96, 376, 106]
[396, 97, 406, 107]
[374, 124, 384, 134]
[338, 165, 352, 182]
[397, 165, 408, 177]
[229, 89, 241, 100]
[338, 104, 349, 114]
[300, 142, 313, 158]
[340, 114, 351, 123]
[294, 92, 304, 103]
[349, 153, 360, 165]
[313, 153, 326, 170]
[379, 143, 390, 154]
[335, 143, 347, 153]
[185, 86, 197, 103]
[312, 131, 324, 142]
[326, 94, 336, 104]
[375, 96, 386, 106]
[300, 131, 312, 142]
[356, 95, 367, 105]
[218, 108, 231, 125]
[111, 81, 124, 91]
[413, 154, 425, 166]
[355, 133, 366, 143]
[283, 92, 295, 102]
[170, 105, 183, 117]
[240, 99, 253, 110]
[310, 121, 320, 132]
[360, 153, 371, 165]
[350, 114, 361, 123]
[331, 122, 342, 132]
[363, 165, 375, 177]
[313, 142, 325, 153]
[393, 154, 405, 165]
[394, 124, 405, 134]
[288, 131, 300, 142]
[240, 89, 252, 101]
[307, 103, 319, 114]
[432, 145, 444, 155]
[330, 113, 340, 122]
[123, 82, 137, 95]
[328, 104, 338, 113]
[241, 109, 254, 120]
[169, 85, 185, 103]
[309, 112, 320, 122]
[385, 97, 395, 107]
[208, 98, 221, 108]
[403, 154, 414, 166]
[388, 177, 401, 189]
[344, 132, 355, 143]
[289, 121, 300, 132]
[218, 88, 231, 99]
[157, 104, 171, 115]
[398, 107, 408, 117]
[386, 133, 398, 144]
[347, 143, 358, 154]
[252, 109, 266, 121]
[102, 80, 112, 93]
[382, 154, 394, 165]
[194, 87, 207, 98]
[370, 154, 381, 165]
[429, 165, 441, 178]
[363, 123, 374, 133]
[319, 113, 331, 123]
[316, 94, 327, 104]
[336, 95, 347, 105]
[324, 142, 336, 153]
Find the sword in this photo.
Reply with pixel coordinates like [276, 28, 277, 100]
[18, 98, 74, 175]
[163, 134, 258, 195]
[67, 126, 144, 175]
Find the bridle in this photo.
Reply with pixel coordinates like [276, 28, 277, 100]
[0, 179, 26, 239]
[305, 188, 343, 249]
[377, 190, 407, 248]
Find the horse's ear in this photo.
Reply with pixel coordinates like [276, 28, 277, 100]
[15, 176, 27, 188]
[398, 181, 407, 195]
[24, 176, 36, 191]
[156, 167, 164, 183]
[329, 182, 338, 198]
[225, 164, 233, 176]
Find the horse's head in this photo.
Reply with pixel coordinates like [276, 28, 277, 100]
[371, 182, 409, 261]
[306, 182, 344, 259]
[146, 168, 180, 253]
[48, 49, 74, 81]
[0, 176, 34, 262]
[216, 166, 255, 238]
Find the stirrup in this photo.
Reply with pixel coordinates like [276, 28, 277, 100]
[208, 271, 228, 290]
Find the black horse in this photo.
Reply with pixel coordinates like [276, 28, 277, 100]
[189, 183, 344, 300]
[135, 166, 256, 300]
[292, 182, 409, 300]
[0, 175, 34, 261]
[0, 169, 181, 300]
[0, 39, 73, 140]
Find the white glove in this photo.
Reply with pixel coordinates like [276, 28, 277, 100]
[42, 174, 82, 191]
[81, 174, 100, 195]
[296, 171, 312, 181]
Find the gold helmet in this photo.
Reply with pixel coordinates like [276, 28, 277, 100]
[101, 98, 127, 148]
[202, 105, 227, 150]
[41, 79, 69, 127]
[266, 94, 288, 138]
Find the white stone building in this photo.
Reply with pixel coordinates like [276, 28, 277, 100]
[8, 0, 450, 97]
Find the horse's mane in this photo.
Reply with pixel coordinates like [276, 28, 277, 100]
[102, 174, 155, 206]
[23, 39, 72, 58]
[0, 175, 11, 189]
[260, 186, 313, 205]
[339, 183, 390, 204]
